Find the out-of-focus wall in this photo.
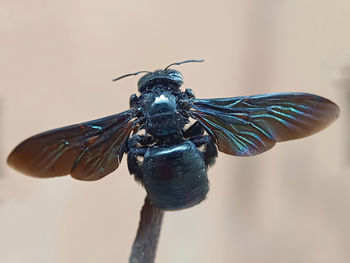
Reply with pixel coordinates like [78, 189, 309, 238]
[1, 1, 348, 262]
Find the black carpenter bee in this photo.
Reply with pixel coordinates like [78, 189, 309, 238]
[7, 60, 339, 210]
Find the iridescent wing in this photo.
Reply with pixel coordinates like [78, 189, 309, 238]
[7, 110, 136, 181]
[190, 93, 339, 156]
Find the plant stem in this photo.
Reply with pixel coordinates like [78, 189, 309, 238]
[129, 196, 164, 263]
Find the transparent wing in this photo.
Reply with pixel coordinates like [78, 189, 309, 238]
[190, 93, 339, 156]
[7, 110, 136, 181]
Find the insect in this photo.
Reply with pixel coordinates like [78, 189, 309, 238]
[7, 60, 339, 210]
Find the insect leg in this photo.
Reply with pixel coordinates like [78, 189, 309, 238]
[126, 134, 154, 150]
[190, 136, 218, 168]
[127, 147, 147, 183]
[126, 135, 153, 183]
[183, 121, 204, 138]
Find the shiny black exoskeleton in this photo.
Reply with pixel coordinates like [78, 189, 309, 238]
[126, 68, 218, 210]
[7, 60, 339, 212]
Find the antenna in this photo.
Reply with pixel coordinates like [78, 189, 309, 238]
[112, 71, 151, 82]
[113, 59, 205, 82]
[164, 59, 205, 70]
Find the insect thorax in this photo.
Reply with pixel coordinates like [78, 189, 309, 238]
[140, 88, 187, 139]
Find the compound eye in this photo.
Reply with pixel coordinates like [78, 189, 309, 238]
[166, 70, 183, 87]
[167, 70, 182, 79]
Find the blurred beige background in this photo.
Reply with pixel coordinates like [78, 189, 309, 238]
[1, 0, 349, 262]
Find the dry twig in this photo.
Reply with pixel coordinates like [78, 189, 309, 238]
[129, 196, 164, 263]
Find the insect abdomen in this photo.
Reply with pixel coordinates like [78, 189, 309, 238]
[142, 140, 208, 210]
